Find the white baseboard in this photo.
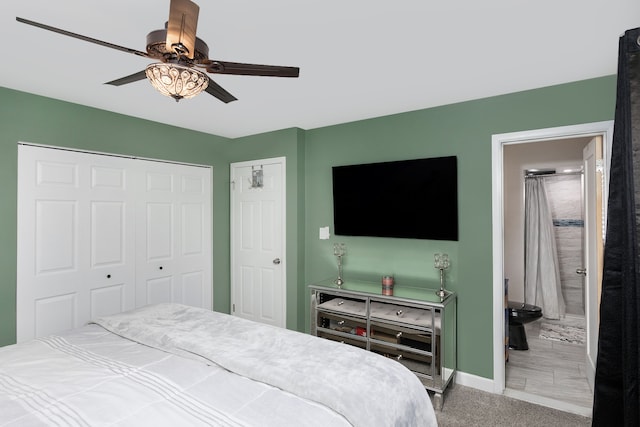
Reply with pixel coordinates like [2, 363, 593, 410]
[454, 370, 495, 393]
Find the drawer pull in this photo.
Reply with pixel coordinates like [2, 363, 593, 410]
[396, 310, 403, 316]
[338, 320, 345, 325]
[396, 331, 403, 339]
[338, 300, 345, 306]
[396, 355, 403, 361]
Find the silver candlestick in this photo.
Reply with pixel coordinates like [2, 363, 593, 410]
[434, 253, 450, 298]
[333, 243, 346, 288]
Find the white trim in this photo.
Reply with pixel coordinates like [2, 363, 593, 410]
[491, 134, 507, 394]
[454, 371, 495, 393]
[17, 141, 211, 169]
[491, 121, 614, 397]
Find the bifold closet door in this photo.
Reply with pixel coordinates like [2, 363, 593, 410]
[17, 145, 213, 343]
[134, 159, 212, 310]
[17, 145, 136, 342]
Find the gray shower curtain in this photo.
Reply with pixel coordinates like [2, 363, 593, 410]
[524, 176, 565, 319]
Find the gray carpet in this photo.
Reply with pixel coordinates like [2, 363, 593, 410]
[433, 384, 591, 426]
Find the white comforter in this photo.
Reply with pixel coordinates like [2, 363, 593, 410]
[0, 304, 436, 426]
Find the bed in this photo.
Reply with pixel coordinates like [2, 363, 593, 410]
[0, 303, 436, 426]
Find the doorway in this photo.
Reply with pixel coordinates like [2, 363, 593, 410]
[491, 121, 613, 415]
[230, 157, 286, 328]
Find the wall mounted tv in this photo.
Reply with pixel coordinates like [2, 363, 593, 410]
[332, 156, 458, 241]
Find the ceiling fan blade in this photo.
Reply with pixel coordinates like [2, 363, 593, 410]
[166, 0, 199, 60]
[205, 78, 237, 103]
[206, 61, 300, 78]
[16, 17, 150, 58]
[105, 70, 148, 86]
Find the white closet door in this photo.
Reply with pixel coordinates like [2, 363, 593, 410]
[18, 145, 213, 343]
[17, 145, 136, 342]
[135, 160, 212, 309]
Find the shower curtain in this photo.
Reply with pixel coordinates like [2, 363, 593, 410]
[592, 27, 640, 426]
[524, 176, 565, 319]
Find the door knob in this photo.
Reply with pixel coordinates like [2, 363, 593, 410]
[273, 258, 281, 265]
[576, 268, 587, 276]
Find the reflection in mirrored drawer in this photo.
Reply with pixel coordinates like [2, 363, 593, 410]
[369, 322, 432, 351]
[317, 311, 367, 336]
[317, 295, 367, 317]
[317, 330, 367, 349]
[370, 342, 435, 378]
[370, 301, 440, 331]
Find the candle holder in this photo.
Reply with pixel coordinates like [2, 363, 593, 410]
[434, 253, 450, 298]
[333, 243, 346, 288]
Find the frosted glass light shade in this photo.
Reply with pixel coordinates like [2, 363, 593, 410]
[145, 63, 209, 101]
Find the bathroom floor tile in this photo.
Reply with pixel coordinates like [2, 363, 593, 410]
[505, 374, 526, 390]
[505, 317, 593, 412]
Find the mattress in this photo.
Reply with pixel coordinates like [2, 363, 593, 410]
[0, 304, 436, 426]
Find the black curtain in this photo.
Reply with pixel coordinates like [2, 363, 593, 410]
[592, 27, 640, 426]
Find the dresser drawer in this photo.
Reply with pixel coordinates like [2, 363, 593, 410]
[317, 311, 367, 336]
[369, 301, 440, 331]
[317, 295, 367, 318]
[370, 342, 434, 377]
[369, 321, 432, 351]
[317, 330, 367, 349]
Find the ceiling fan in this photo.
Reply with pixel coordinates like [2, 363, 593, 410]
[16, 0, 300, 103]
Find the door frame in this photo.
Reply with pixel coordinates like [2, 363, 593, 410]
[490, 121, 613, 394]
[582, 138, 601, 391]
[229, 156, 287, 327]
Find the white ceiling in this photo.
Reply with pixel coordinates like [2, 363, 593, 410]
[2, 0, 638, 139]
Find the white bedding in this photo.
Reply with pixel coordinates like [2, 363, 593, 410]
[0, 304, 436, 426]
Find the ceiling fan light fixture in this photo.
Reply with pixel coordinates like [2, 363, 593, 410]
[145, 63, 208, 101]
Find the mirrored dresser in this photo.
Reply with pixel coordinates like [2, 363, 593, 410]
[310, 279, 457, 409]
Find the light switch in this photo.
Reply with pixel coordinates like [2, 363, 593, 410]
[319, 226, 330, 240]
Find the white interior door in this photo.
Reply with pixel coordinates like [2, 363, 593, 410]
[135, 160, 212, 309]
[17, 145, 136, 342]
[583, 137, 600, 391]
[230, 157, 286, 328]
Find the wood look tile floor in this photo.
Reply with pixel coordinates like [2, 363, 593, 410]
[505, 318, 593, 410]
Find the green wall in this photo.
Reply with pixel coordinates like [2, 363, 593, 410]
[0, 75, 617, 381]
[301, 76, 617, 379]
[227, 128, 306, 330]
[0, 87, 232, 345]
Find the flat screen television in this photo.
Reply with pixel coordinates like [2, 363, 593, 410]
[332, 156, 458, 241]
